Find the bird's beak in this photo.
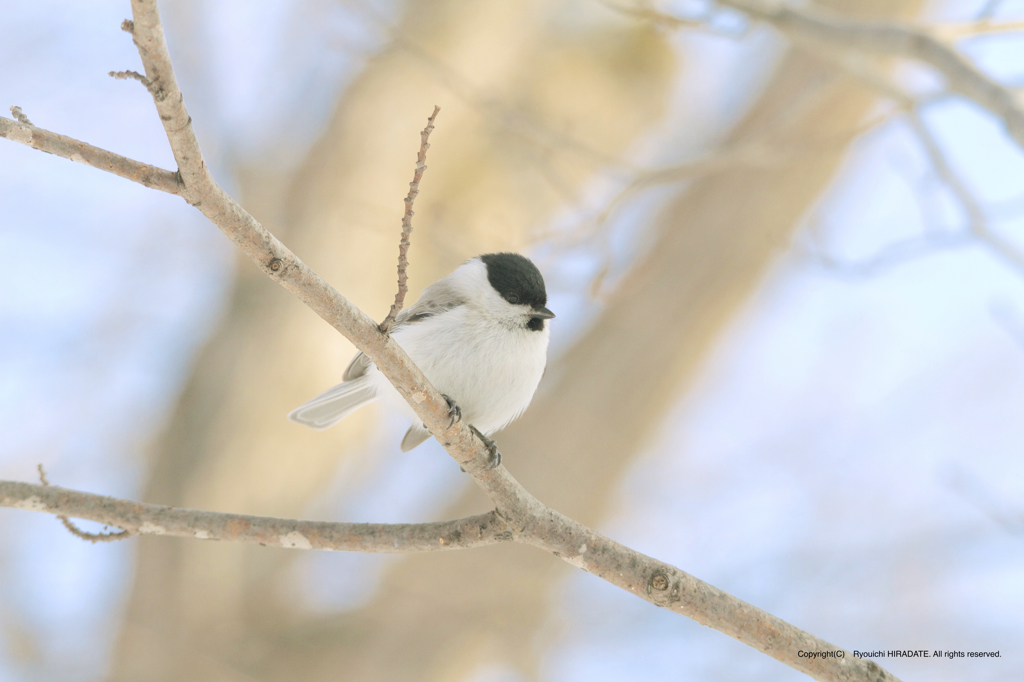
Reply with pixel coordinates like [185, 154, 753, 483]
[531, 305, 555, 320]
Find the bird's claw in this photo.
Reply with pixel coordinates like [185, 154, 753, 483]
[441, 394, 462, 429]
[470, 425, 502, 471]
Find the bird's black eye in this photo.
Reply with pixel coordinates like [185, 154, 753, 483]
[506, 294, 519, 304]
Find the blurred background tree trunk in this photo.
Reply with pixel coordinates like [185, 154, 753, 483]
[111, 1, 921, 681]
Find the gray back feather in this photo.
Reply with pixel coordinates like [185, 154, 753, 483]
[343, 277, 467, 381]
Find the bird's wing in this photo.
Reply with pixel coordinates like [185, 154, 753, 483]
[393, 277, 466, 327]
[342, 278, 466, 381]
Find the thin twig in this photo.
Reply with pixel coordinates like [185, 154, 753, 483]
[730, 0, 1024, 148]
[37, 465, 132, 543]
[109, 69, 155, 94]
[908, 109, 1024, 271]
[773, 28, 1024, 277]
[580, 104, 900, 292]
[800, 226, 974, 278]
[380, 105, 440, 333]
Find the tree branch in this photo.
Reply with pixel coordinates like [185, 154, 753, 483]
[624, 0, 1024, 151]
[723, 0, 1024, 148]
[0, 113, 182, 194]
[784, 35, 1024, 276]
[380, 104, 440, 334]
[0, 2, 906, 680]
[37, 464, 132, 543]
[907, 110, 1024, 271]
[629, 0, 1024, 281]
[122, 0, 494, 471]
[0, 480, 898, 682]
[0, 481, 507, 552]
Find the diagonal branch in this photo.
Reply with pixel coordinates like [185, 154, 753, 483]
[0, 481, 507, 553]
[122, 0, 489, 472]
[0, 2, 905, 681]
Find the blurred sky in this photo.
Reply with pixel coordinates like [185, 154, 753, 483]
[2, 1, 1024, 681]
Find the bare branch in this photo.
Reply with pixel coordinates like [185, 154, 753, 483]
[594, 111, 891, 231]
[755, 21, 1024, 278]
[0, 115, 182, 194]
[579, 103, 901, 292]
[0, 477, 899, 682]
[380, 105, 440, 334]
[37, 465, 132, 543]
[795, 106, 1024, 279]
[727, 0, 1024, 147]
[799, 226, 973, 278]
[626, 0, 1024, 151]
[908, 110, 1024, 271]
[121, 1, 489, 470]
[1, 480, 507, 553]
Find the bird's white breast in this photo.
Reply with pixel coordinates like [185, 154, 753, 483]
[369, 306, 549, 435]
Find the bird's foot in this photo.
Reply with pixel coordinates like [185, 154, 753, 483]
[470, 425, 502, 471]
[441, 394, 462, 429]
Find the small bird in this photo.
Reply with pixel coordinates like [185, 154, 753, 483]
[289, 252, 554, 463]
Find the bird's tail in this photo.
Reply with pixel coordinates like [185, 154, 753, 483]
[288, 375, 376, 430]
[400, 422, 432, 452]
